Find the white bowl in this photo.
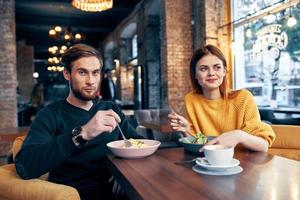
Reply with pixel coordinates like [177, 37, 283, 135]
[107, 139, 161, 159]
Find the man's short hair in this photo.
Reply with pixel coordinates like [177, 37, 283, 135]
[62, 43, 103, 72]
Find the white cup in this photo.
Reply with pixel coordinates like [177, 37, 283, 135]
[204, 144, 234, 166]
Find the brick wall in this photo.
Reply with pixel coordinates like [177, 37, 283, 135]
[17, 41, 35, 102]
[161, 0, 232, 114]
[204, 0, 233, 87]
[0, 0, 18, 129]
[161, 0, 193, 115]
[0, 0, 17, 156]
[101, 0, 232, 113]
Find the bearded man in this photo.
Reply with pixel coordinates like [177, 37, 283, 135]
[15, 44, 142, 200]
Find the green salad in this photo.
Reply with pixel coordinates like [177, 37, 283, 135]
[191, 132, 207, 144]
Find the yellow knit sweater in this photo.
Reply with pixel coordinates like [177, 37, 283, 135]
[185, 89, 275, 146]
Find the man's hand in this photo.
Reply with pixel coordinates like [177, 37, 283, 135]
[81, 109, 121, 140]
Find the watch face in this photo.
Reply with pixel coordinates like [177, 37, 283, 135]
[72, 126, 82, 136]
[72, 126, 88, 148]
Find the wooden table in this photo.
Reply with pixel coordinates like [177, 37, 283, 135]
[106, 148, 300, 200]
[0, 127, 29, 142]
[0, 127, 29, 157]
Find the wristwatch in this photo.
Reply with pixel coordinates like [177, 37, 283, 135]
[72, 126, 88, 148]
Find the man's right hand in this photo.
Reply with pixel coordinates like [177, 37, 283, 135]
[81, 109, 121, 140]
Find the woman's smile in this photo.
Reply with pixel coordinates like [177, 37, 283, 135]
[206, 78, 218, 83]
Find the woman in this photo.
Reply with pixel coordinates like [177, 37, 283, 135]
[169, 45, 275, 152]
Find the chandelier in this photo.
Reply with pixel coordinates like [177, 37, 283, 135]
[47, 26, 84, 72]
[72, 0, 113, 12]
[48, 26, 83, 43]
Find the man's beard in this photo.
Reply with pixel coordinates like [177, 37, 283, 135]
[70, 81, 98, 101]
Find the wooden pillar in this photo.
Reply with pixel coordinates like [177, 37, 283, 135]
[161, 0, 193, 115]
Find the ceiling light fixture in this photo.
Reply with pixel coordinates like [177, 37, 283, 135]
[287, 15, 297, 27]
[47, 26, 84, 72]
[246, 28, 252, 38]
[48, 26, 83, 43]
[72, 0, 113, 12]
[286, 4, 297, 28]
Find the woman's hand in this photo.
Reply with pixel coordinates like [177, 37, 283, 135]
[204, 130, 243, 147]
[201, 130, 268, 152]
[168, 112, 190, 135]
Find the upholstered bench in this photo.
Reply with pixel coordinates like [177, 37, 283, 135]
[0, 136, 80, 200]
[269, 125, 300, 161]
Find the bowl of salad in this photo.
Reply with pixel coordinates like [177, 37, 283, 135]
[178, 133, 215, 155]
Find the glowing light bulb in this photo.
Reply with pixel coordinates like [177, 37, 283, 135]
[64, 34, 71, 40]
[33, 72, 39, 78]
[75, 33, 82, 40]
[61, 45, 67, 50]
[287, 16, 297, 27]
[246, 28, 252, 38]
[54, 26, 62, 32]
[49, 29, 56, 36]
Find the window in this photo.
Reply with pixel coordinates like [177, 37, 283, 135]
[132, 34, 138, 58]
[232, 0, 300, 108]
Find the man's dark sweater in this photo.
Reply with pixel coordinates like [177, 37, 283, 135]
[15, 99, 141, 194]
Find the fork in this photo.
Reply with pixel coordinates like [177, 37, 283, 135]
[174, 158, 197, 165]
[117, 124, 131, 147]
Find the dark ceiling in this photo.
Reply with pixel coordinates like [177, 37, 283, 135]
[15, 0, 142, 60]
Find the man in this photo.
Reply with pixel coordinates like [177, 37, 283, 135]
[15, 44, 141, 200]
[100, 69, 117, 101]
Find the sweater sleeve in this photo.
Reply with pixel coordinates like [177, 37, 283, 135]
[240, 90, 276, 146]
[185, 92, 199, 136]
[15, 108, 78, 179]
[185, 108, 196, 135]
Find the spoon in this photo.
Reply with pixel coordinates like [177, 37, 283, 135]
[117, 124, 131, 147]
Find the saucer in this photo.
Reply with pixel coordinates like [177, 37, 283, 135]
[192, 165, 243, 176]
[195, 157, 240, 171]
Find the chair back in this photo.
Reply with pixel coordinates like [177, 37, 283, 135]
[271, 125, 300, 149]
[12, 136, 26, 160]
